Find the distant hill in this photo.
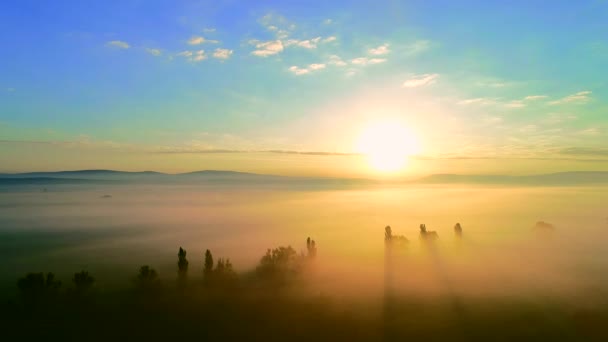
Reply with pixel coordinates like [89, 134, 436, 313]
[416, 171, 608, 185]
[1, 170, 607, 187]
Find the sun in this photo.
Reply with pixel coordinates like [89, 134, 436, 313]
[356, 120, 420, 172]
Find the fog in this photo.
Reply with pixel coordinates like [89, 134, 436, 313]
[2, 183, 607, 301]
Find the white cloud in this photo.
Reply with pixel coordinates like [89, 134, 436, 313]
[369, 43, 390, 55]
[457, 98, 495, 105]
[106, 40, 130, 49]
[323, 19, 333, 25]
[345, 70, 356, 77]
[323, 36, 337, 43]
[328, 55, 347, 67]
[145, 48, 161, 56]
[203, 28, 216, 33]
[402, 73, 439, 88]
[524, 95, 548, 101]
[177, 50, 193, 57]
[284, 37, 322, 49]
[505, 100, 526, 108]
[404, 40, 431, 56]
[213, 48, 233, 60]
[549, 91, 592, 105]
[191, 50, 207, 62]
[187, 36, 218, 45]
[289, 63, 326, 76]
[177, 50, 206, 62]
[351, 57, 386, 65]
[251, 40, 284, 57]
[289, 66, 309, 75]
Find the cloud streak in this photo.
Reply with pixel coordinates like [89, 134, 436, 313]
[402, 73, 439, 88]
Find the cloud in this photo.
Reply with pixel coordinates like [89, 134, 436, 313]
[404, 40, 431, 56]
[402, 73, 439, 88]
[145, 48, 161, 56]
[192, 50, 207, 62]
[187, 36, 218, 45]
[251, 40, 284, 57]
[323, 19, 333, 25]
[505, 100, 526, 108]
[203, 28, 216, 33]
[549, 91, 592, 105]
[369, 44, 390, 55]
[284, 37, 322, 49]
[323, 36, 337, 43]
[289, 63, 326, 75]
[213, 48, 233, 60]
[328, 55, 347, 67]
[177, 50, 193, 57]
[559, 147, 608, 157]
[457, 98, 495, 105]
[524, 95, 548, 101]
[177, 50, 207, 62]
[106, 40, 130, 49]
[351, 57, 386, 65]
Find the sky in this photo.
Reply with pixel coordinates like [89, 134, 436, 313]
[0, 0, 607, 177]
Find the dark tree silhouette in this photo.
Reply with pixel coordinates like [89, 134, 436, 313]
[454, 223, 463, 238]
[419, 224, 439, 241]
[204, 249, 214, 281]
[306, 237, 317, 258]
[177, 247, 189, 284]
[73, 271, 95, 293]
[17, 272, 62, 308]
[135, 265, 159, 290]
[256, 246, 301, 285]
[385, 226, 392, 242]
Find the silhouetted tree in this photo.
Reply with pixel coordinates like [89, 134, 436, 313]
[256, 246, 301, 286]
[419, 224, 438, 242]
[204, 249, 214, 282]
[454, 223, 463, 238]
[306, 237, 317, 258]
[17, 272, 61, 308]
[73, 271, 95, 293]
[135, 265, 160, 290]
[385, 226, 392, 242]
[177, 247, 189, 285]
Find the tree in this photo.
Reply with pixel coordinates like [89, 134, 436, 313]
[306, 237, 317, 258]
[17, 272, 62, 307]
[135, 265, 159, 290]
[177, 247, 189, 284]
[73, 271, 95, 293]
[204, 249, 214, 281]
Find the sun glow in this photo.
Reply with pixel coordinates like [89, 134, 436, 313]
[356, 120, 420, 172]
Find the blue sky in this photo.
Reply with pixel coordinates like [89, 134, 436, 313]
[0, 0, 607, 176]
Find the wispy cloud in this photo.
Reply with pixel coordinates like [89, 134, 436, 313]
[402, 73, 439, 88]
[213, 48, 233, 60]
[404, 40, 431, 56]
[351, 57, 386, 66]
[177, 50, 207, 62]
[549, 91, 592, 105]
[323, 36, 337, 43]
[250, 40, 284, 57]
[106, 40, 130, 49]
[289, 63, 326, 75]
[505, 100, 526, 108]
[368, 44, 390, 55]
[559, 147, 608, 157]
[187, 36, 218, 45]
[145, 48, 161, 56]
[328, 55, 347, 67]
[524, 95, 548, 101]
[457, 98, 495, 105]
[284, 37, 322, 49]
[203, 28, 216, 33]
